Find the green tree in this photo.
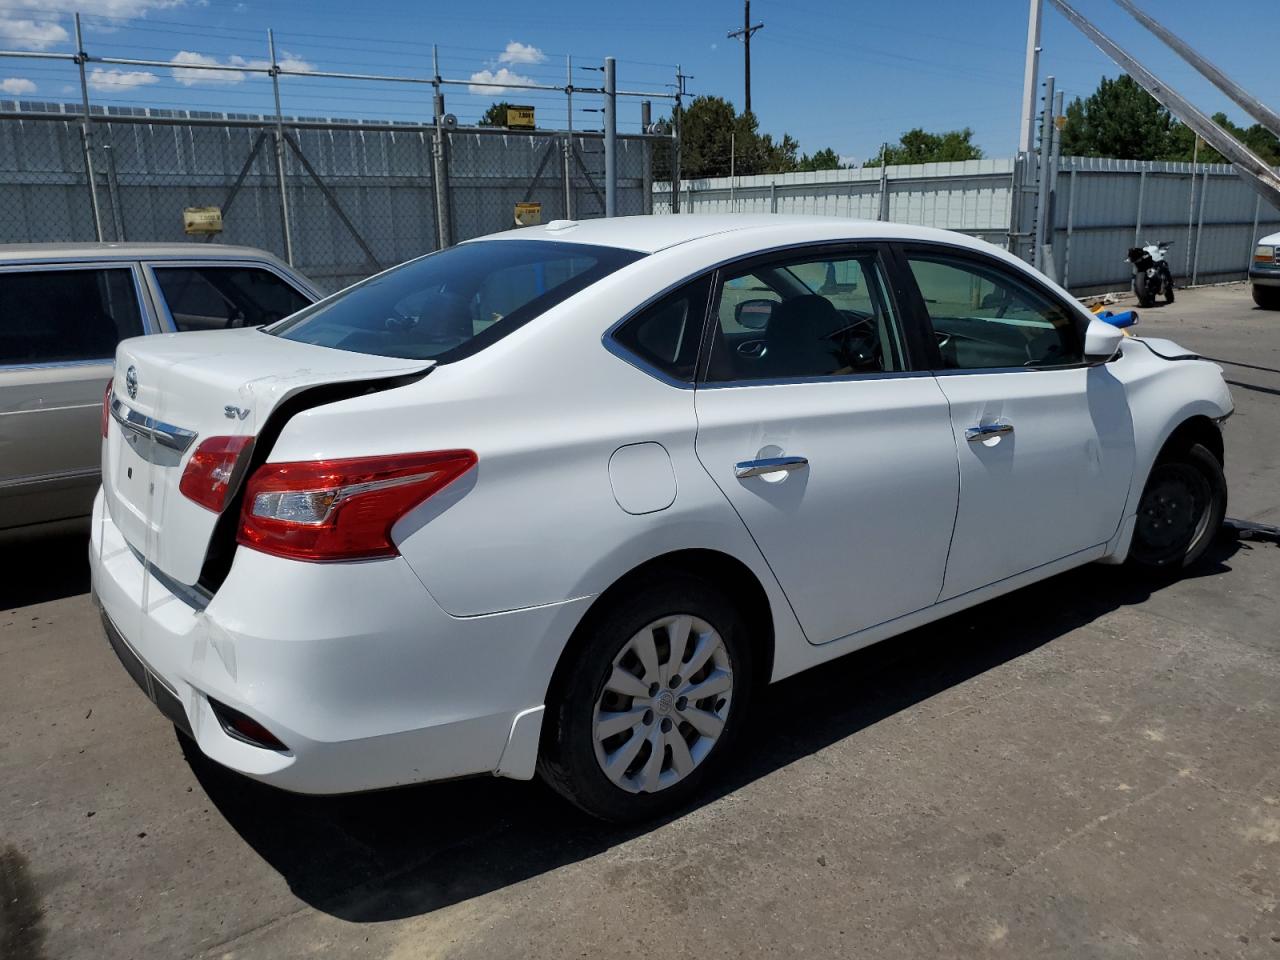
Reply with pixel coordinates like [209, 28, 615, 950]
[864, 128, 983, 166]
[1061, 74, 1280, 163]
[651, 95, 807, 180]
[479, 101, 515, 127]
[1060, 74, 1174, 159]
[796, 147, 844, 172]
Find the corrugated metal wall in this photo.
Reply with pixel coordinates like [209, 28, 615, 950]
[656, 157, 1280, 293]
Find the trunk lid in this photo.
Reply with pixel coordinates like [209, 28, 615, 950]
[104, 328, 432, 585]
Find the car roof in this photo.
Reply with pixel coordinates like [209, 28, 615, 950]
[478, 214, 1006, 255]
[0, 241, 292, 265]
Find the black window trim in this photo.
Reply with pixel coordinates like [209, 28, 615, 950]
[0, 261, 153, 370]
[890, 240, 1094, 375]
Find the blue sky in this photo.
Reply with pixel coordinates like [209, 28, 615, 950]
[0, 0, 1270, 164]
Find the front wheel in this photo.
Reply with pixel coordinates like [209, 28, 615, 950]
[1134, 271, 1154, 308]
[1128, 443, 1226, 572]
[538, 574, 756, 822]
[1163, 271, 1175, 303]
[1253, 284, 1280, 310]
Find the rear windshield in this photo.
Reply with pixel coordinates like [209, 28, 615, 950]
[269, 239, 644, 361]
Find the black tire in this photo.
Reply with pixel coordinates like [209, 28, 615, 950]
[1128, 442, 1226, 572]
[1164, 274, 1175, 304]
[1253, 284, 1280, 310]
[1134, 272, 1154, 308]
[537, 573, 757, 823]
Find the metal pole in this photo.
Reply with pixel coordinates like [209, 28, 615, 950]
[1134, 169, 1146, 244]
[1192, 165, 1207, 286]
[1063, 166, 1078, 289]
[563, 55, 574, 220]
[770, 180, 777, 213]
[671, 65, 685, 214]
[1048, 88, 1064, 274]
[267, 28, 294, 265]
[1019, 0, 1044, 154]
[102, 142, 125, 241]
[1185, 137, 1199, 281]
[1113, 0, 1280, 138]
[877, 143, 889, 221]
[640, 100, 653, 215]
[431, 44, 452, 248]
[603, 57, 616, 217]
[1033, 75, 1055, 270]
[73, 14, 104, 242]
[729, 130, 736, 210]
[1249, 193, 1261, 272]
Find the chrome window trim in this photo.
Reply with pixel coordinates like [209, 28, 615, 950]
[109, 395, 198, 453]
[696, 368, 936, 390]
[0, 261, 156, 369]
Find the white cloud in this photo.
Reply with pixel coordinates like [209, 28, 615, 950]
[1, 77, 37, 95]
[0, 1, 184, 51]
[498, 41, 546, 66]
[170, 49, 314, 86]
[468, 67, 538, 96]
[0, 18, 70, 50]
[88, 67, 159, 91]
[6, 0, 183, 17]
[839, 154, 859, 168]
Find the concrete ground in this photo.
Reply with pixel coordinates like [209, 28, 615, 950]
[2, 283, 1278, 960]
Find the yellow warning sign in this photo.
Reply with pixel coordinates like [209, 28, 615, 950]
[514, 201, 542, 227]
[183, 206, 223, 235]
[507, 105, 535, 129]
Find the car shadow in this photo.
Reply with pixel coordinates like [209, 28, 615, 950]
[182, 534, 1241, 925]
[0, 522, 91, 610]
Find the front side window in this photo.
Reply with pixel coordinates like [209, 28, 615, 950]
[905, 254, 1083, 369]
[705, 249, 905, 382]
[271, 240, 644, 362]
[0, 268, 144, 365]
[153, 265, 311, 331]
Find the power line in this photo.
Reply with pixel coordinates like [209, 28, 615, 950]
[726, 0, 763, 116]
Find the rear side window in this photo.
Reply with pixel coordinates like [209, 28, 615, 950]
[153, 265, 311, 331]
[611, 276, 712, 383]
[271, 240, 645, 362]
[0, 268, 144, 365]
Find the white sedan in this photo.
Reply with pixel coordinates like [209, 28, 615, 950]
[91, 216, 1232, 822]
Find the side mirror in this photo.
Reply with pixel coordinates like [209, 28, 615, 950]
[1084, 317, 1124, 362]
[734, 298, 774, 330]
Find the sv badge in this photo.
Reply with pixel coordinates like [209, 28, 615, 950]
[224, 405, 251, 421]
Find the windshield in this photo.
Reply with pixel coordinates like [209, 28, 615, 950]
[270, 239, 644, 361]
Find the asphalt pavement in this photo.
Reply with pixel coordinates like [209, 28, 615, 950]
[2, 282, 1278, 959]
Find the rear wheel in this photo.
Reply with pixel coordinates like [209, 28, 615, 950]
[538, 575, 755, 823]
[1163, 272, 1175, 304]
[1253, 284, 1280, 310]
[1128, 443, 1226, 572]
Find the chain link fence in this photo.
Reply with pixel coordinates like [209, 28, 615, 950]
[0, 106, 657, 293]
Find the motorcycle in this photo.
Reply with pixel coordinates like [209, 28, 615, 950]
[1126, 241, 1176, 307]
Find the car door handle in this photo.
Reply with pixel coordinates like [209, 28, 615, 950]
[964, 422, 1014, 442]
[734, 456, 809, 479]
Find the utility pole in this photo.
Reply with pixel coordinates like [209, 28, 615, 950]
[1018, 0, 1044, 154]
[727, 0, 764, 116]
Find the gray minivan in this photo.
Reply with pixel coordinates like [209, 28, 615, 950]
[0, 243, 319, 532]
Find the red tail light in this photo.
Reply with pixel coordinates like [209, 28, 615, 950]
[180, 436, 254, 513]
[236, 450, 477, 562]
[101, 378, 113, 438]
